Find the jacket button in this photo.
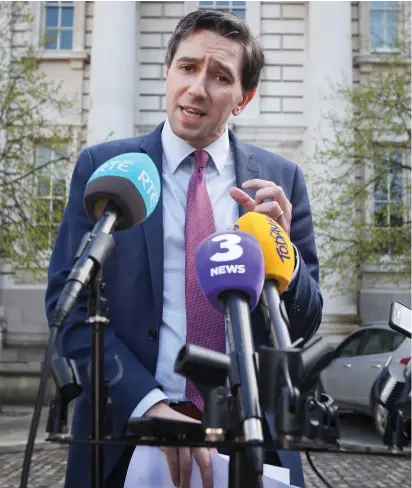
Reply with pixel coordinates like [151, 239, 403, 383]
[148, 329, 158, 340]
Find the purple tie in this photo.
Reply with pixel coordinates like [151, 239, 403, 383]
[184, 150, 225, 411]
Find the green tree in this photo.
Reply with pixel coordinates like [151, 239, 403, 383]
[0, 2, 76, 276]
[310, 54, 411, 294]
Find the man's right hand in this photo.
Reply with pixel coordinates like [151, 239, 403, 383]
[144, 401, 216, 488]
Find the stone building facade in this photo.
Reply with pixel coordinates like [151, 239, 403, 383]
[0, 1, 410, 402]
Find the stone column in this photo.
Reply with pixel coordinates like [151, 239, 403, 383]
[305, 1, 357, 339]
[306, 1, 353, 141]
[87, 1, 137, 145]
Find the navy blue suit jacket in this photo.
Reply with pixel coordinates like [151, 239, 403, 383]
[45, 122, 323, 487]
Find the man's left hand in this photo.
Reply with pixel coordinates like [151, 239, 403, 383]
[229, 179, 292, 237]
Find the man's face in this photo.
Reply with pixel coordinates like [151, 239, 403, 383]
[165, 29, 255, 149]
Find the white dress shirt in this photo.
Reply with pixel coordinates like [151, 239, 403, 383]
[130, 120, 300, 418]
[130, 119, 239, 418]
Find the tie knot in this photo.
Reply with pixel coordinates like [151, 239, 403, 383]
[193, 150, 209, 170]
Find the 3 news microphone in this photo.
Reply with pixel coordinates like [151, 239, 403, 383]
[196, 230, 265, 482]
[51, 152, 161, 328]
[234, 212, 294, 350]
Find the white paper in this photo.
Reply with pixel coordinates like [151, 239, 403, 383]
[124, 445, 296, 488]
[216, 454, 290, 485]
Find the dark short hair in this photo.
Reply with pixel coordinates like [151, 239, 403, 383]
[165, 9, 264, 93]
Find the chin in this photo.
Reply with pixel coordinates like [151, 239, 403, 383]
[171, 121, 200, 142]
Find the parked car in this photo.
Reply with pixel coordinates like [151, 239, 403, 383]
[319, 322, 411, 437]
[372, 357, 411, 441]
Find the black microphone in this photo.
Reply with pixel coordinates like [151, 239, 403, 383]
[234, 212, 335, 373]
[20, 152, 161, 488]
[51, 152, 161, 328]
[234, 212, 337, 443]
[195, 230, 265, 486]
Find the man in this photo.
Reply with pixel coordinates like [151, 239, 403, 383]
[45, 9, 322, 488]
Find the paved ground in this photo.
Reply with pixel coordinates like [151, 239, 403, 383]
[0, 407, 410, 488]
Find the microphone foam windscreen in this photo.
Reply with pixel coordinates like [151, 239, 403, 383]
[234, 212, 295, 293]
[195, 230, 265, 313]
[84, 152, 161, 230]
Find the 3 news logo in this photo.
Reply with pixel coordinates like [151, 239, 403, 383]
[210, 264, 246, 276]
[208, 233, 247, 277]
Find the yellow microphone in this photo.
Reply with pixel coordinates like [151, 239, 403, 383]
[234, 212, 294, 349]
[234, 212, 295, 293]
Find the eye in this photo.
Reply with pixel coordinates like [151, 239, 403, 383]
[216, 75, 229, 84]
[180, 65, 195, 72]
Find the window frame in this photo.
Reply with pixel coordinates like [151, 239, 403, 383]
[43, 1, 75, 51]
[358, 1, 411, 58]
[30, 1, 87, 61]
[373, 151, 406, 228]
[198, 1, 247, 19]
[33, 146, 71, 253]
[370, 1, 401, 53]
[364, 149, 410, 258]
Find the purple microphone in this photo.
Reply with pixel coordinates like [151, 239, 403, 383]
[195, 230, 264, 312]
[195, 230, 265, 476]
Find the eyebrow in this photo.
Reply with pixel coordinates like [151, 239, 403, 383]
[175, 56, 235, 79]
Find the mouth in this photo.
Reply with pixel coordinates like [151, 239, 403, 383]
[180, 106, 206, 119]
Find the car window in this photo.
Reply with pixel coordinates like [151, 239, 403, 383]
[360, 330, 398, 355]
[336, 333, 364, 358]
[392, 333, 405, 350]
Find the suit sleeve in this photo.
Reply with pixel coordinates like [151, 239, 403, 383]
[45, 148, 162, 437]
[281, 164, 323, 343]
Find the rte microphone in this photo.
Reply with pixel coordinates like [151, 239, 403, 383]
[234, 212, 294, 350]
[51, 152, 161, 328]
[196, 230, 265, 482]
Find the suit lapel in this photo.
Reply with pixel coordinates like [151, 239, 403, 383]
[229, 129, 261, 217]
[139, 123, 165, 320]
[136, 126, 259, 316]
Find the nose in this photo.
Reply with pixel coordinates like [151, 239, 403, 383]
[187, 72, 207, 99]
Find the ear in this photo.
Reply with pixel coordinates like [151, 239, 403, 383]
[232, 89, 256, 116]
[165, 68, 169, 78]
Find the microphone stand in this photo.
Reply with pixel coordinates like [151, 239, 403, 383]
[19, 219, 116, 488]
[45, 269, 112, 488]
[174, 342, 263, 488]
[258, 287, 341, 446]
[87, 268, 111, 488]
[223, 292, 264, 488]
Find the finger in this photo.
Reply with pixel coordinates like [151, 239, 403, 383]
[229, 187, 256, 212]
[193, 448, 213, 488]
[254, 186, 283, 206]
[242, 179, 277, 190]
[160, 447, 180, 487]
[178, 447, 193, 488]
[254, 201, 283, 219]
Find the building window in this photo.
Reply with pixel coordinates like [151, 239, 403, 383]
[199, 1, 246, 19]
[373, 152, 407, 254]
[370, 1, 399, 51]
[44, 1, 74, 50]
[34, 147, 68, 250]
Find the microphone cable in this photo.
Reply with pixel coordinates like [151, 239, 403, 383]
[305, 451, 334, 488]
[19, 325, 58, 488]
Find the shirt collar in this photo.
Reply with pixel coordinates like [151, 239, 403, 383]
[161, 118, 230, 175]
